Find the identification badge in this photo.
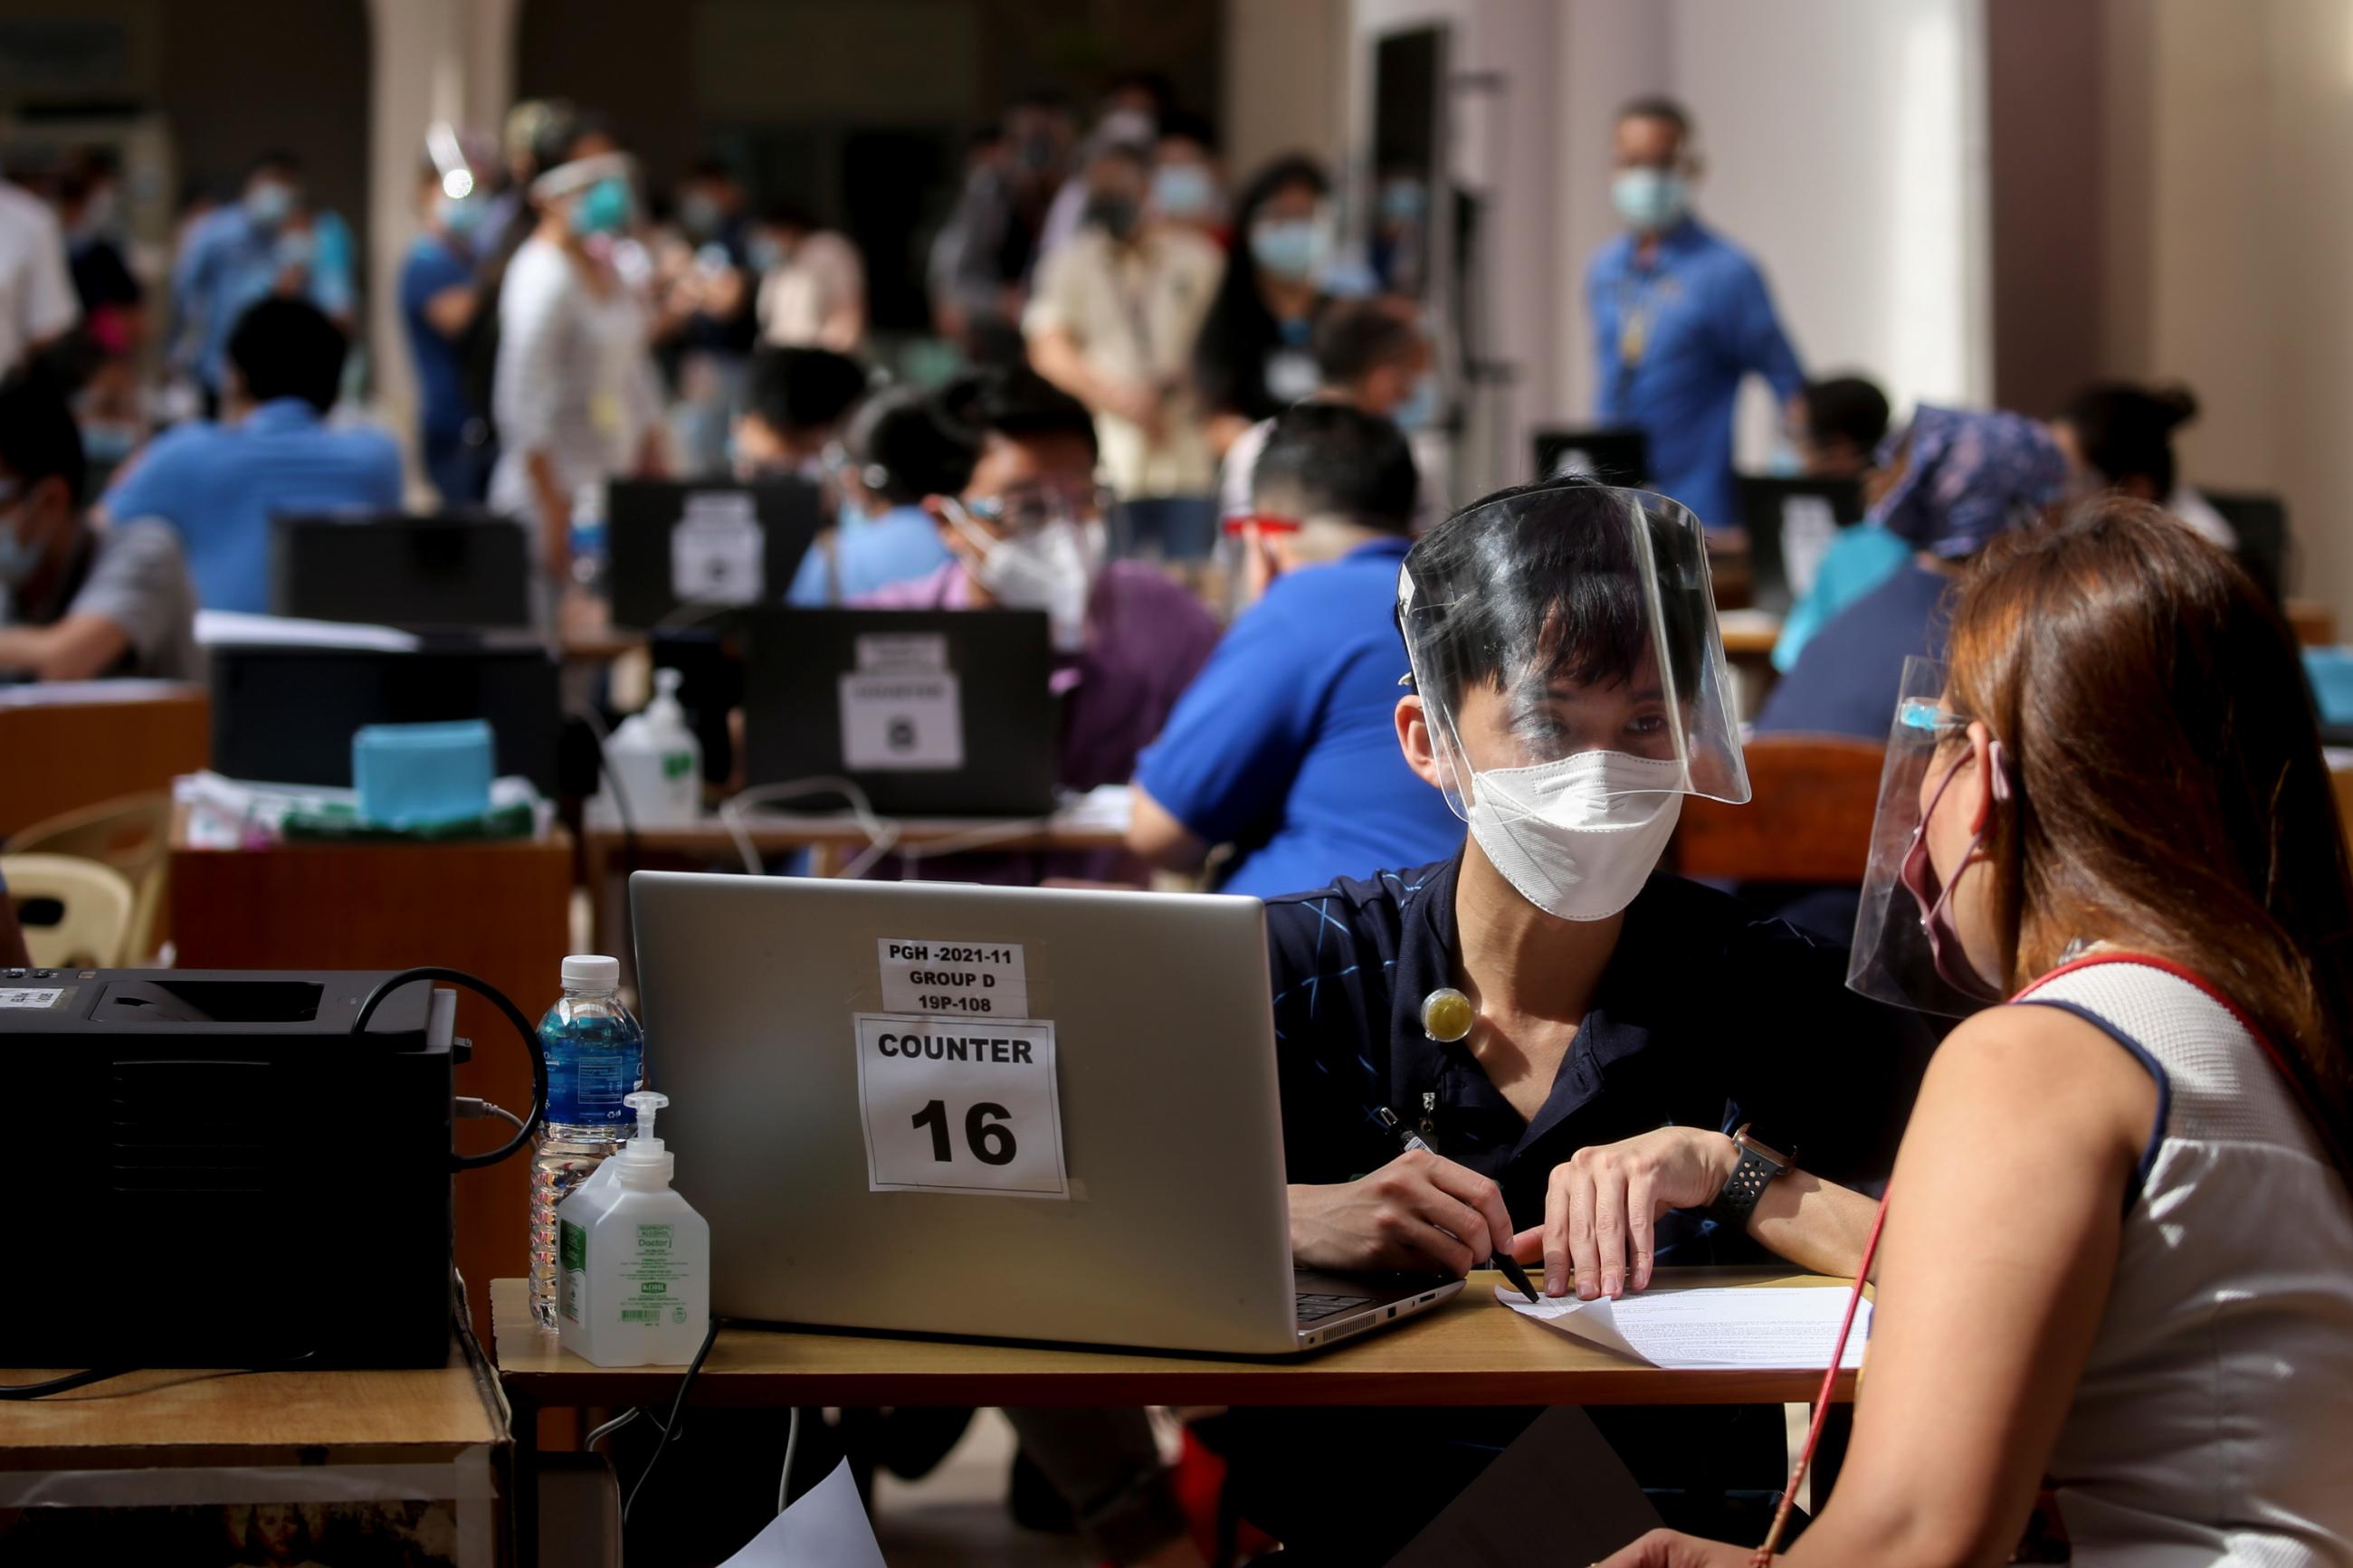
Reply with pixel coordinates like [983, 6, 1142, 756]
[853, 1013, 1068, 1197]
[670, 492, 765, 605]
[878, 938, 1029, 1018]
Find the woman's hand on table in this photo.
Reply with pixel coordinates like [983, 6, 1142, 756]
[1510, 1127, 1739, 1299]
[1595, 1526, 1758, 1567]
[1288, 1149, 1515, 1277]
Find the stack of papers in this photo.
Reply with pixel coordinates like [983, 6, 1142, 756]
[1496, 1283, 1870, 1371]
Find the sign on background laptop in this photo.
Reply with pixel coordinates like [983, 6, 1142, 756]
[741, 608, 1056, 817]
[606, 479, 825, 631]
[1736, 475, 1866, 615]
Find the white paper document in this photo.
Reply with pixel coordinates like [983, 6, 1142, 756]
[718, 1458, 886, 1568]
[1497, 1283, 1870, 1371]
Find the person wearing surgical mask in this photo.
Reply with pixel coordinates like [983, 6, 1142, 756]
[1586, 98, 1803, 539]
[1145, 111, 1226, 242]
[170, 150, 357, 407]
[1193, 155, 1337, 458]
[1023, 140, 1224, 506]
[1197, 475, 1931, 1560]
[1601, 500, 2353, 1568]
[0, 372, 196, 683]
[488, 129, 666, 581]
[401, 152, 494, 504]
[852, 368, 1217, 828]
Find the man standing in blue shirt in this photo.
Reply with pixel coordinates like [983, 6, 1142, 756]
[1129, 404, 1462, 896]
[400, 157, 491, 505]
[101, 297, 402, 613]
[171, 152, 358, 406]
[1586, 98, 1804, 537]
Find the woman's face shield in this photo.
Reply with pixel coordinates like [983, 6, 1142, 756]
[1396, 485, 1749, 825]
[1847, 655, 2002, 1016]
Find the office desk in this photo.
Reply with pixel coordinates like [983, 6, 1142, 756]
[492, 1269, 1860, 1413]
[170, 824, 574, 1346]
[0, 680, 209, 837]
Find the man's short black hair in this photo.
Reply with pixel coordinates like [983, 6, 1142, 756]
[1156, 109, 1220, 155]
[2062, 381, 2199, 498]
[956, 366, 1100, 461]
[684, 156, 738, 186]
[0, 372, 87, 508]
[855, 389, 980, 505]
[1801, 375, 1891, 456]
[1403, 474, 1705, 708]
[759, 198, 819, 233]
[1311, 302, 1422, 389]
[1615, 96, 1693, 142]
[245, 148, 302, 182]
[746, 347, 869, 436]
[1253, 404, 1417, 535]
[226, 297, 348, 413]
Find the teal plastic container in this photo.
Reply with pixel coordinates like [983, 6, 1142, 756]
[352, 719, 494, 827]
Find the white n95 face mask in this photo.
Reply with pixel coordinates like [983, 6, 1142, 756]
[1466, 750, 1685, 921]
[949, 502, 1099, 653]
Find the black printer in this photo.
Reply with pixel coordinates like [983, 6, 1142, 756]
[3, 969, 459, 1369]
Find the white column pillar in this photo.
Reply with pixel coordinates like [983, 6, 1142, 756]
[365, 0, 519, 496]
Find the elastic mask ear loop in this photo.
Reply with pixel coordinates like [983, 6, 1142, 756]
[1910, 740, 2012, 1001]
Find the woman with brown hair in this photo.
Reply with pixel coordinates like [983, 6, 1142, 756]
[1598, 499, 2353, 1565]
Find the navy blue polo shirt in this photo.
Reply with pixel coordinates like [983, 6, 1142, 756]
[1264, 855, 1929, 1248]
[1753, 559, 1954, 742]
[1133, 536, 1462, 898]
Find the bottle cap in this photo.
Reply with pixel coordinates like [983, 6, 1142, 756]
[562, 955, 621, 988]
[617, 1089, 673, 1185]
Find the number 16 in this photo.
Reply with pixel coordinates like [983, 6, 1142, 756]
[911, 1099, 1017, 1165]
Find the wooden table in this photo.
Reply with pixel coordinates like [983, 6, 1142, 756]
[0, 680, 209, 837]
[492, 1268, 1861, 1411]
[170, 824, 575, 1346]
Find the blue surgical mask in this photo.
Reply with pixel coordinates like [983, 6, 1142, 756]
[0, 502, 42, 590]
[1611, 168, 1689, 234]
[245, 180, 296, 230]
[1150, 164, 1219, 219]
[1393, 375, 1440, 432]
[1379, 178, 1426, 224]
[437, 193, 484, 239]
[80, 423, 139, 464]
[1250, 216, 1330, 282]
[680, 190, 722, 240]
[747, 233, 786, 274]
[275, 230, 317, 271]
[571, 176, 633, 237]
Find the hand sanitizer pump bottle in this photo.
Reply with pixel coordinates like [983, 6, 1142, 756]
[556, 1091, 711, 1366]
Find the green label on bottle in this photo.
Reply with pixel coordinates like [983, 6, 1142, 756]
[560, 1220, 586, 1271]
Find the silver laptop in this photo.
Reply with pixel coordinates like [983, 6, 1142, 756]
[631, 870, 1462, 1354]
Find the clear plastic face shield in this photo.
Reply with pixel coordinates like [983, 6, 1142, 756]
[1847, 655, 2013, 1016]
[1396, 484, 1749, 919]
[941, 480, 1112, 653]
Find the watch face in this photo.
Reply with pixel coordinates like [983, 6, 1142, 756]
[1737, 1127, 1794, 1168]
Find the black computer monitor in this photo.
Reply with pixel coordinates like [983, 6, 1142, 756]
[271, 514, 531, 631]
[2202, 489, 2291, 604]
[1736, 475, 1867, 615]
[605, 479, 826, 632]
[1531, 427, 1650, 489]
[739, 608, 1057, 817]
[208, 641, 562, 795]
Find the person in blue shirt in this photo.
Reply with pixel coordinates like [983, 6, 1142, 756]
[400, 157, 492, 505]
[1586, 98, 1804, 536]
[785, 385, 957, 604]
[101, 297, 402, 614]
[1756, 404, 2067, 741]
[1129, 402, 1461, 895]
[1770, 374, 1905, 672]
[171, 151, 357, 404]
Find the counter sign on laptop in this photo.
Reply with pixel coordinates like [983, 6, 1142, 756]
[841, 632, 964, 772]
[669, 490, 767, 605]
[855, 937, 1067, 1198]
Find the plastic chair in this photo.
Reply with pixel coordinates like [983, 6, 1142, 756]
[4, 791, 173, 962]
[1, 852, 138, 969]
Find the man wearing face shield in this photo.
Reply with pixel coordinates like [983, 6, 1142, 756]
[1201, 476, 1929, 1559]
[853, 368, 1217, 832]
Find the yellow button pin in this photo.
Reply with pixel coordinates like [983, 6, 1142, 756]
[1420, 987, 1474, 1043]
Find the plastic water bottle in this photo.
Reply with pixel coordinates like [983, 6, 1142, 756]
[529, 955, 646, 1330]
[569, 482, 608, 597]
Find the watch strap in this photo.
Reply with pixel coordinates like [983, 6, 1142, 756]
[1714, 1128, 1789, 1223]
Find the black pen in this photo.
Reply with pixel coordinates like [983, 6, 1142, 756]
[1376, 1106, 1539, 1302]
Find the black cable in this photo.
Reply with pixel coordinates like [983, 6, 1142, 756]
[621, 1314, 728, 1526]
[354, 966, 546, 1170]
[0, 1367, 132, 1400]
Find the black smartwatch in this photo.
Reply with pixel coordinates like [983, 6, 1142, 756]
[1714, 1123, 1794, 1223]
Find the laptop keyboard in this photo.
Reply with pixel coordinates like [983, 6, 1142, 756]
[1294, 1291, 1376, 1324]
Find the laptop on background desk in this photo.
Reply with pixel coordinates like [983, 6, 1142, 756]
[632, 870, 1462, 1355]
[1736, 475, 1865, 615]
[740, 607, 1058, 817]
[606, 479, 826, 632]
[1532, 427, 1650, 489]
[271, 513, 531, 632]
